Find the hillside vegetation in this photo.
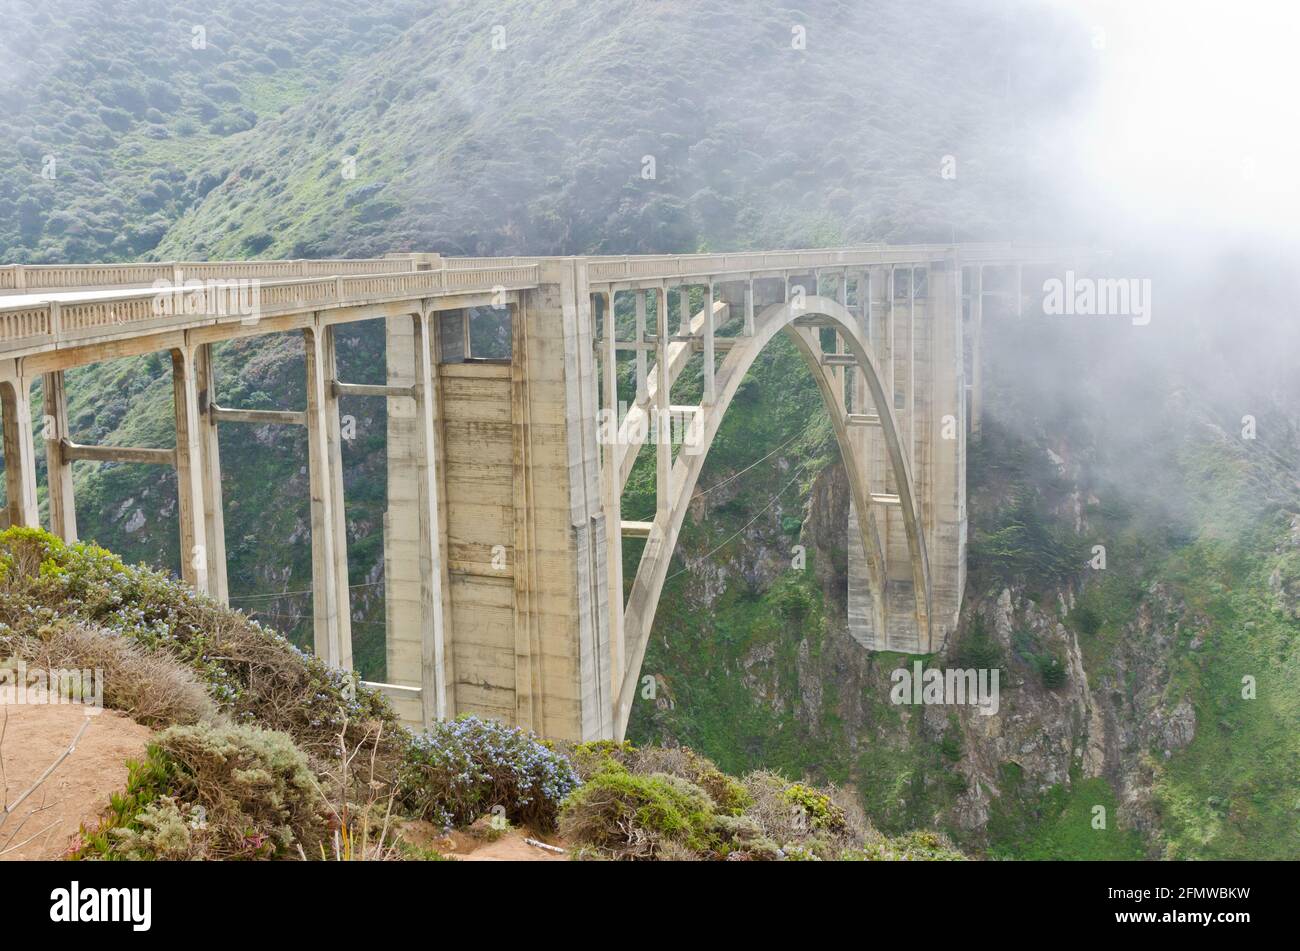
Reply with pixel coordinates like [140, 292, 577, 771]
[0, 0, 427, 262]
[0, 527, 962, 861]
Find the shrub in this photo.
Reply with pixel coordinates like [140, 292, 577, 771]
[772, 582, 813, 623]
[713, 814, 781, 860]
[398, 715, 580, 831]
[78, 722, 329, 860]
[1071, 604, 1102, 636]
[740, 770, 865, 858]
[18, 621, 215, 727]
[970, 490, 1089, 584]
[939, 732, 963, 763]
[560, 770, 718, 860]
[629, 746, 751, 815]
[843, 829, 966, 861]
[564, 739, 638, 780]
[954, 612, 1003, 670]
[1037, 653, 1068, 689]
[781, 782, 848, 834]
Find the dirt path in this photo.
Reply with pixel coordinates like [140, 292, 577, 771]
[0, 697, 152, 861]
[400, 820, 570, 861]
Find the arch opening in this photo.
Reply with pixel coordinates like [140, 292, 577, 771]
[614, 294, 931, 737]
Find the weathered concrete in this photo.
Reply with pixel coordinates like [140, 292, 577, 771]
[0, 247, 1078, 741]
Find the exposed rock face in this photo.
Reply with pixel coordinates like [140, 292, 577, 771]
[702, 460, 1197, 855]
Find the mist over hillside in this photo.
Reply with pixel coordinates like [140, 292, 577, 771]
[0, 0, 1093, 263]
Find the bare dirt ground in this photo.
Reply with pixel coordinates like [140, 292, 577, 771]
[0, 695, 151, 861]
[400, 819, 570, 861]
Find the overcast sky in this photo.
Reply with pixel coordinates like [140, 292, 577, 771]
[1040, 0, 1300, 247]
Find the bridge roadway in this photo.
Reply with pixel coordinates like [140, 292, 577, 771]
[0, 245, 1080, 740]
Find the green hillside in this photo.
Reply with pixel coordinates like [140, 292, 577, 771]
[0, 0, 427, 262]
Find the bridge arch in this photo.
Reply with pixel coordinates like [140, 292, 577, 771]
[615, 294, 932, 737]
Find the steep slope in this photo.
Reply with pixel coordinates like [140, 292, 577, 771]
[154, 0, 1087, 258]
[0, 0, 427, 262]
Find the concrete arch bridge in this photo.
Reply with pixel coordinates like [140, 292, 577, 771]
[0, 245, 1078, 740]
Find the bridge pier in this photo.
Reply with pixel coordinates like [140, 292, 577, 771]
[171, 345, 210, 596]
[303, 324, 352, 671]
[193, 343, 228, 603]
[845, 259, 966, 653]
[382, 267, 613, 740]
[42, 370, 76, 541]
[0, 369, 39, 530]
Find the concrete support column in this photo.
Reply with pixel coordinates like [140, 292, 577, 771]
[654, 286, 671, 521]
[831, 273, 847, 407]
[702, 280, 715, 404]
[847, 265, 897, 650]
[634, 290, 648, 403]
[600, 290, 625, 715]
[908, 267, 917, 453]
[1, 374, 39, 529]
[412, 311, 450, 725]
[927, 258, 966, 649]
[322, 325, 352, 671]
[171, 347, 210, 594]
[193, 344, 228, 603]
[744, 279, 755, 337]
[303, 324, 350, 670]
[42, 370, 77, 541]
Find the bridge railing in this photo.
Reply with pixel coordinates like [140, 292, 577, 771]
[582, 246, 936, 283]
[442, 256, 540, 268]
[581, 242, 1087, 283]
[0, 258, 421, 294]
[0, 264, 540, 353]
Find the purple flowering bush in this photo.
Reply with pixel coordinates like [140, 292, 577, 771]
[399, 715, 581, 831]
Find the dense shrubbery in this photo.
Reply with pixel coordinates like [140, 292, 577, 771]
[399, 716, 579, 831]
[953, 613, 1004, 672]
[969, 491, 1090, 585]
[561, 769, 721, 859]
[553, 741, 957, 861]
[1036, 653, 1068, 689]
[0, 0, 428, 262]
[78, 722, 329, 860]
[16, 621, 215, 727]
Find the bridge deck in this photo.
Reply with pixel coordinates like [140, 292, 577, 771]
[0, 244, 1085, 367]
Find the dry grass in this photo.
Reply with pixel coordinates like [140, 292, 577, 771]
[19, 622, 215, 727]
